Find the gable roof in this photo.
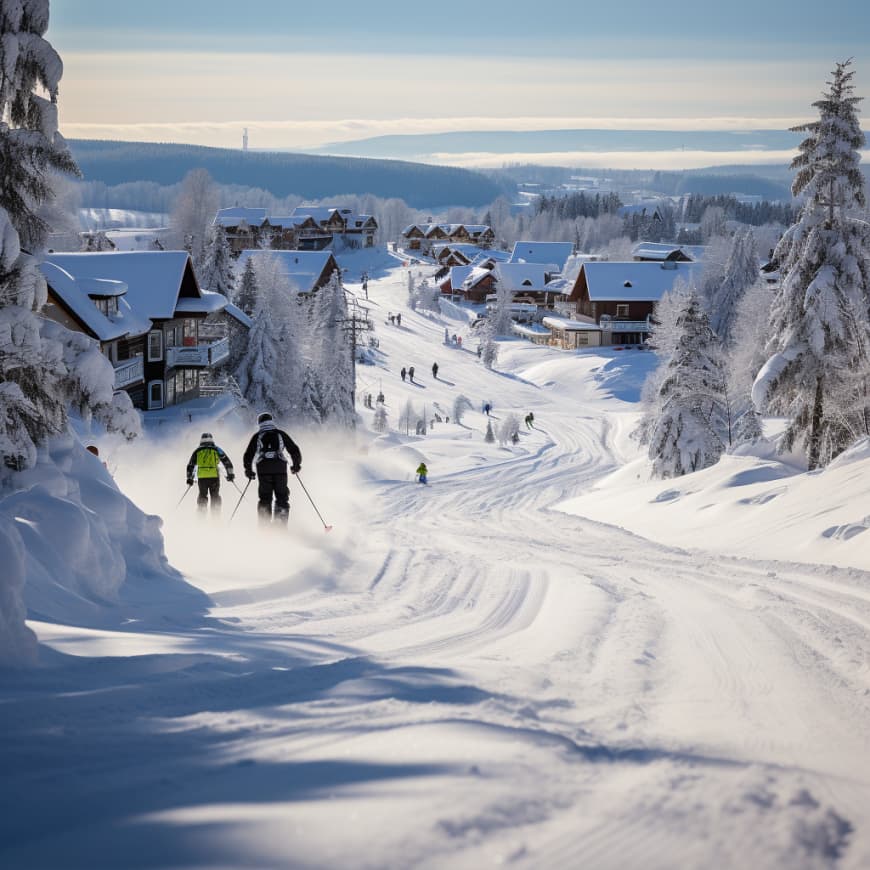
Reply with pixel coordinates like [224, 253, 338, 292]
[580, 261, 705, 302]
[495, 262, 558, 292]
[235, 249, 338, 294]
[509, 241, 574, 271]
[215, 207, 268, 226]
[632, 241, 694, 262]
[45, 251, 226, 321]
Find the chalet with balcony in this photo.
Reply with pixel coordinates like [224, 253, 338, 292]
[559, 260, 705, 345]
[45, 252, 231, 411]
[401, 223, 495, 255]
[631, 242, 694, 262]
[289, 206, 378, 248]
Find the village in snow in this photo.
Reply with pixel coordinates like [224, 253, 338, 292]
[2, 2, 870, 869]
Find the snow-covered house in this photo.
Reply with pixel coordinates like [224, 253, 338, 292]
[509, 241, 574, 272]
[235, 250, 341, 295]
[40, 261, 152, 395]
[401, 223, 494, 254]
[44, 252, 230, 410]
[560, 260, 705, 345]
[631, 242, 694, 262]
[289, 206, 378, 248]
[439, 265, 475, 296]
[431, 243, 483, 267]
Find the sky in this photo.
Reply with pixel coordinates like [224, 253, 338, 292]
[47, 0, 870, 161]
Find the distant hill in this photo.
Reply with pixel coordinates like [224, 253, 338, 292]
[314, 128, 806, 161]
[67, 140, 509, 208]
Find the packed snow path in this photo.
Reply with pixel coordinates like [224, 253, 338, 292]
[3, 255, 869, 869]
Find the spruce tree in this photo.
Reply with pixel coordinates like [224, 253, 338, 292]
[755, 60, 870, 469]
[645, 291, 728, 478]
[1, 1, 138, 472]
[199, 225, 235, 297]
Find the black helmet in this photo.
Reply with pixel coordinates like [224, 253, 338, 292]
[200, 432, 213, 444]
[257, 412, 273, 424]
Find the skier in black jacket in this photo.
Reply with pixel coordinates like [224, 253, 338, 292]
[243, 412, 302, 525]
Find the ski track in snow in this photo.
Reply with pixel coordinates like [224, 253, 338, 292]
[3, 254, 870, 870]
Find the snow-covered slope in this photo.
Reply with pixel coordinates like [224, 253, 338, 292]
[1, 249, 868, 869]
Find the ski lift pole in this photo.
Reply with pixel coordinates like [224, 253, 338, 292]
[295, 474, 333, 532]
[229, 478, 252, 523]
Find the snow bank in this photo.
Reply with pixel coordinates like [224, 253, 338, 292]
[0, 435, 184, 665]
[557, 439, 870, 571]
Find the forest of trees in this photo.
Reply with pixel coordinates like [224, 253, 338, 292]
[67, 140, 510, 209]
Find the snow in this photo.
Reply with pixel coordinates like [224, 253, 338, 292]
[2, 248, 870, 868]
[46, 251, 199, 321]
[582, 260, 707, 301]
[509, 241, 574, 270]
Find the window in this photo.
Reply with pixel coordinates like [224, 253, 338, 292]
[165, 374, 176, 406]
[183, 319, 197, 347]
[616, 304, 630, 318]
[147, 380, 164, 410]
[147, 330, 163, 362]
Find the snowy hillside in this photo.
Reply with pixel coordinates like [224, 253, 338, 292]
[1, 250, 869, 869]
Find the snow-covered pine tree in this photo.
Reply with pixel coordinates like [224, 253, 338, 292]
[452, 394, 473, 424]
[1, 0, 140, 473]
[497, 413, 521, 447]
[709, 229, 760, 345]
[484, 420, 495, 443]
[644, 290, 728, 478]
[407, 270, 416, 309]
[372, 400, 388, 433]
[308, 273, 356, 427]
[235, 256, 259, 316]
[234, 254, 303, 417]
[199, 224, 234, 297]
[754, 60, 870, 469]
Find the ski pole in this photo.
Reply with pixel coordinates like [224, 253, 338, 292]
[295, 474, 333, 532]
[228, 477, 243, 494]
[229, 478, 252, 523]
[176, 484, 193, 509]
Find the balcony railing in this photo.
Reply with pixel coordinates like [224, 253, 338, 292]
[114, 356, 144, 389]
[167, 338, 230, 369]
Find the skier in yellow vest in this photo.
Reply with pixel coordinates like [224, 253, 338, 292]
[186, 433, 235, 512]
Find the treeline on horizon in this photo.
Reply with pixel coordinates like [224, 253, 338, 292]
[67, 140, 513, 210]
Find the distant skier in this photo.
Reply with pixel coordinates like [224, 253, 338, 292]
[525, 412, 535, 428]
[243, 412, 302, 525]
[432, 362, 439, 378]
[401, 367, 407, 382]
[484, 402, 491, 416]
[409, 365, 415, 382]
[416, 462, 428, 484]
[396, 313, 402, 326]
[186, 432, 235, 513]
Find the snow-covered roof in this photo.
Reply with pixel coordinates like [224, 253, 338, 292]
[632, 242, 691, 261]
[468, 250, 511, 267]
[40, 261, 151, 341]
[174, 292, 227, 315]
[462, 266, 495, 290]
[447, 265, 474, 288]
[268, 215, 316, 229]
[581, 261, 705, 302]
[290, 205, 340, 223]
[512, 322, 551, 337]
[45, 251, 206, 321]
[542, 315, 601, 331]
[509, 241, 574, 270]
[224, 302, 252, 328]
[236, 249, 336, 294]
[494, 262, 558, 292]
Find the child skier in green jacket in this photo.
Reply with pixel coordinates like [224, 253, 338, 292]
[416, 462, 428, 484]
[186, 433, 235, 512]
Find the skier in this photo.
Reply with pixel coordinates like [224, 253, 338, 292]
[242, 412, 302, 525]
[401, 367, 407, 382]
[477, 345, 482, 358]
[409, 365, 415, 382]
[396, 313, 402, 326]
[484, 402, 491, 416]
[416, 462, 428, 484]
[525, 412, 535, 429]
[432, 362, 439, 378]
[186, 433, 235, 513]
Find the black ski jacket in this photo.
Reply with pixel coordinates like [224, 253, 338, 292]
[243, 424, 302, 476]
